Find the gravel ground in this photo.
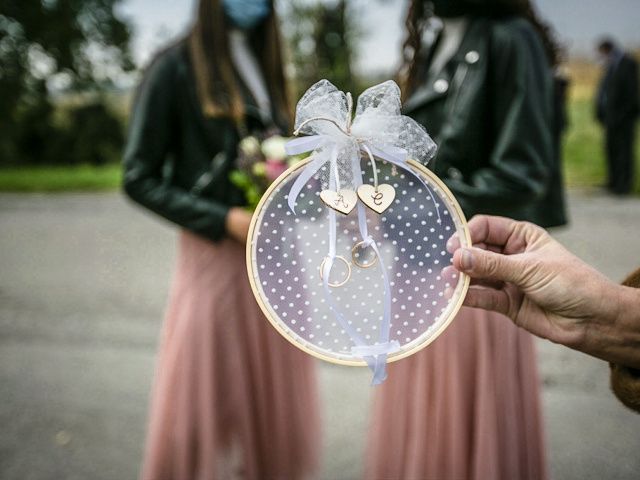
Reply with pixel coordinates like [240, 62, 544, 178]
[0, 190, 639, 480]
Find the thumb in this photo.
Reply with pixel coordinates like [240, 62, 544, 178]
[454, 247, 523, 284]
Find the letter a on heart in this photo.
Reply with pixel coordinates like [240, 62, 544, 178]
[320, 189, 358, 215]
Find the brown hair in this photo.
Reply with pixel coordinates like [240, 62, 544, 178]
[188, 0, 290, 124]
[400, 0, 563, 98]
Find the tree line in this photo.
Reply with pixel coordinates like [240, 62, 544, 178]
[0, 0, 361, 167]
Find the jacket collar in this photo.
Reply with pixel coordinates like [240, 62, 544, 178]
[403, 18, 488, 115]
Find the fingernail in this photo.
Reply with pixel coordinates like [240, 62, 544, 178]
[461, 249, 473, 271]
[446, 234, 459, 253]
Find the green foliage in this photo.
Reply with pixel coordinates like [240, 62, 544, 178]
[1, 0, 133, 88]
[2, 96, 125, 166]
[61, 101, 125, 165]
[229, 170, 264, 211]
[1, 91, 636, 194]
[0, 0, 132, 166]
[283, 0, 359, 96]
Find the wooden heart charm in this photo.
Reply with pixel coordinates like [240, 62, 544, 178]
[320, 189, 358, 215]
[357, 184, 396, 214]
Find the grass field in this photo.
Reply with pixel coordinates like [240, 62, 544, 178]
[0, 60, 638, 193]
[562, 97, 608, 188]
[562, 60, 640, 194]
[0, 164, 122, 192]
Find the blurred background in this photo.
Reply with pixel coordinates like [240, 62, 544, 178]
[0, 0, 638, 192]
[1, 1, 640, 479]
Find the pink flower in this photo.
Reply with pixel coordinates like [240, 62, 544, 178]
[265, 158, 288, 182]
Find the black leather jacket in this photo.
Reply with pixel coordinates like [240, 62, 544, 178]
[122, 42, 275, 242]
[596, 51, 639, 129]
[405, 16, 566, 227]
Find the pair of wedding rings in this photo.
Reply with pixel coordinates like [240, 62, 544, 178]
[319, 240, 379, 288]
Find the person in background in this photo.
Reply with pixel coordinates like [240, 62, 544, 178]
[366, 1, 565, 479]
[595, 37, 639, 196]
[551, 66, 570, 217]
[122, 0, 319, 478]
[447, 214, 640, 413]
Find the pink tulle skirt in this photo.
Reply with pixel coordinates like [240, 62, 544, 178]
[365, 307, 548, 480]
[141, 231, 320, 480]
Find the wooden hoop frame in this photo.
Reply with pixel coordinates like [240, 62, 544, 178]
[246, 158, 471, 366]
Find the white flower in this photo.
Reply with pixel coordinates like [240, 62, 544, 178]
[261, 135, 288, 162]
[239, 136, 260, 156]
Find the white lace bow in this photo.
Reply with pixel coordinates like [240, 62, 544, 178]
[283, 79, 438, 385]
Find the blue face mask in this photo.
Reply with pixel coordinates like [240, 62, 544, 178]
[223, 0, 271, 30]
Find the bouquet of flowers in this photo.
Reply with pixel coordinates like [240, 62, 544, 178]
[230, 131, 305, 210]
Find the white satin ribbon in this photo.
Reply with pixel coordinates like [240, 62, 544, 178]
[283, 80, 438, 384]
[317, 146, 400, 384]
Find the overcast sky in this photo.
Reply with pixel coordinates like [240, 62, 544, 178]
[117, 0, 640, 75]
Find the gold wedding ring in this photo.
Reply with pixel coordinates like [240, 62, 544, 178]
[319, 255, 352, 288]
[351, 241, 378, 269]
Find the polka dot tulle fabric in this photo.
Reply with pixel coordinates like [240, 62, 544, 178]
[248, 160, 470, 365]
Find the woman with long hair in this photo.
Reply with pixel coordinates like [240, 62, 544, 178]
[123, 1, 319, 478]
[365, 1, 566, 478]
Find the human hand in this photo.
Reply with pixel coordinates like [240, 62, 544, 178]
[446, 215, 629, 357]
[225, 207, 253, 244]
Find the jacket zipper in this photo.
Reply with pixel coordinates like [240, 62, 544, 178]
[191, 152, 227, 195]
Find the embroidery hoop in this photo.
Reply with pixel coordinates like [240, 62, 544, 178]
[246, 157, 471, 367]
